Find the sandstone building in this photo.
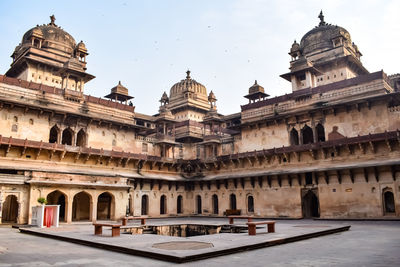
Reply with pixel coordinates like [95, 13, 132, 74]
[0, 13, 399, 224]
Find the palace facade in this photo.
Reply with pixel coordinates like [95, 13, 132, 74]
[1, 13, 399, 224]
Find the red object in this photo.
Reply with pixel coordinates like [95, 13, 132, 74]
[44, 207, 54, 227]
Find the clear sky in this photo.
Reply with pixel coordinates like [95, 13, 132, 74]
[0, 0, 399, 116]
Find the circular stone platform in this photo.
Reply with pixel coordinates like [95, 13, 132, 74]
[152, 241, 213, 250]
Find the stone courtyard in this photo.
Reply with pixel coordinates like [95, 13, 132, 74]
[0, 219, 400, 266]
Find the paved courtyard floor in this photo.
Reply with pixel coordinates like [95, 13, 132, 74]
[0, 219, 399, 266]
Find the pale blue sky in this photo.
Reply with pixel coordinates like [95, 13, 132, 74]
[0, 0, 399, 115]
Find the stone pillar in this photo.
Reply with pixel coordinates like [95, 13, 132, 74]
[66, 196, 73, 223]
[91, 197, 97, 222]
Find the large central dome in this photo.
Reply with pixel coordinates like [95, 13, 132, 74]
[170, 70, 207, 99]
[299, 12, 351, 56]
[20, 15, 76, 56]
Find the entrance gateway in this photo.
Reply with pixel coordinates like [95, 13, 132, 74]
[301, 188, 320, 218]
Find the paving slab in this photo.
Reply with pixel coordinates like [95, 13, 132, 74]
[18, 218, 350, 263]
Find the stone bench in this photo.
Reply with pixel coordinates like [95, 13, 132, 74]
[121, 216, 147, 226]
[93, 223, 121, 237]
[246, 221, 275, 235]
[228, 215, 253, 224]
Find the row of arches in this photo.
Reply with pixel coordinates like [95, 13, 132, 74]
[140, 193, 255, 215]
[290, 123, 325, 146]
[49, 125, 87, 147]
[45, 190, 114, 222]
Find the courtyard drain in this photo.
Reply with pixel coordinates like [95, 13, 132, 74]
[152, 241, 214, 250]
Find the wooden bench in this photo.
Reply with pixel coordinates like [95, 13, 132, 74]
[228, 215, 253, 224]
[246, 221, 275, 235]
[93, 223, 121, 237]
[225, 209, 241, 216]
[121, 216, 147, 226]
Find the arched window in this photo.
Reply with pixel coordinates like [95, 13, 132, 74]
[316, 123, 325, 142]
[177, 195, 183, 214]
[196, 195, 202, 214]
[160, 195, 167, 215]
[212, 194, 219, 214]
[302, 125, 314, 144]
[141, 195, 149, 215]
[247, 195, 254, 213]
[76, 129, 87, 147]
[62, 128, 74, 145]
[290, 128, 299, 145]
[230, 193, 237, 210]
[49, 125, 59, 143]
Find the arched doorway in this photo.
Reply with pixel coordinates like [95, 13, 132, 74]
[316, 123, 325, 142]
[72, 191, 91, 221]
[76, 129, 87, 147]
[97, 192, 113, 220]
[247, 195, 254, 213]
[177, 195, 183, 214]
[302, 125, 314, 144]
[49, 125, 60, 143]
[1, 195, 18, 223]
[141, 195, 149, 215]
[290, 128, 299, 145]
[196, 195, 202, 214]
[47, 190, 67, 222]
[160, 195, 167, 215]
[383, 190, 395, 214]
[212, 194, 219, 215]
[302, 189, 320, 218]
[230, 193, 237, 210]
[62, 128, 74, 145]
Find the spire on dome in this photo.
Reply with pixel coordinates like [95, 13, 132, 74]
[318, 10, 326, 26]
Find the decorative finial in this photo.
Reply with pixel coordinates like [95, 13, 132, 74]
[318, 10, 326, 26]
[255, 80, 258, 85]
[186, 70, 191, 79]
[118, 81, 122, 85]
[49, 15, 56, 26]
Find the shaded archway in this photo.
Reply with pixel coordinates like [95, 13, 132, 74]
[97, 192, 114, 220]
[47, 190, 67, 222]
[1, 195, 18, 223]
[76, 129, 87, 147]
[290, 128, 299, 145]
[72, 191, 91, 221]
[49, 125, 60, 143]
[383, 190, 395, 214]
[302, 125, 314, 144]
[230, 193, 237, 210]
[160, 195, 167, 215]
[177, 195, 183, 214]
[61, 128, 74, 145]
[141, 195, 149, 215]
[212, 194, 219, 215]
[247, 195, 254, 213]
[316, 123, 325, 142]
[302, 189, 320, 218]
[196, 195, 202, 214]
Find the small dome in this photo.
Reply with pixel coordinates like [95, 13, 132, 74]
[76, 40, 87, 53]
[249, 80, 265, 94]
[20, 15, 76, 55]
[169, 70, 208, 99]
[300, 11, 351, 56]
